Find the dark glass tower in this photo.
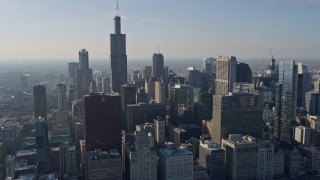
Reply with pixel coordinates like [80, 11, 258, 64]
[84, 93, 121, 152]
[152, 53, 164, 81]
[76, 49, 93, 98]
[110, 14, 127, 93]
[33, 85, 47, 119]
[120, 84, 136, 131]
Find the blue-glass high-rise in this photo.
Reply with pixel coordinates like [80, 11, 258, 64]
[274, 60, 298, 143]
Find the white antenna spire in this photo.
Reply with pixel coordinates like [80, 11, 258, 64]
[116, 0, 119, 15]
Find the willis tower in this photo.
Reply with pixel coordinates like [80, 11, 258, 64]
[110, 2, 127, 93]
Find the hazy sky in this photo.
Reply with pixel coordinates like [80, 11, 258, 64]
[0, 0, 319, 61]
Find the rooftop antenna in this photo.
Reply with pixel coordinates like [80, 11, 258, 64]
[116, 0, 119, 15]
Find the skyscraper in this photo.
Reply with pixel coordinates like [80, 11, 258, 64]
[274, 60, 298, 143]
[35, 117, 49, 174]
[84, 93, 121, 152]
[57, 83, 67, 111]
[204, 57, 216, 75]
[33, 85, 47, 119]
[236, 62, 252, 83]
[120, 84, 137, 131]
[110, 10, 127, 93]
[211, 92, 263, 143]
[297, 63, 311, 108]
[215, 56, 237, 95]
[152, 53, 164, 81]
[76, 49, 93, 98]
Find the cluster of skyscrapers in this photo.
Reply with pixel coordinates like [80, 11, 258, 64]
[1, 3, 320, 180]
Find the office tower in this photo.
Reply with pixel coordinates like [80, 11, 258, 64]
[84, 93, 121, 152]
[306, 91, 320, 116]
[274, 150, 285, 178]
[300, 146, 320, 174]
[199, 140, 225, 180]
[120, 84, 137, 131]
[57, 83, 67, 111]
[274, 60, 298, 143]
[297, 63, 311, 108]
[169, 84, 195, 123]
[215, 56, 237, 95]
[152, 53, 165, 81]
[204, 57, 216, 75]
[211, 92, 263, 143]
[74, 122, 84, 144]
[186, 67, 201, 87]
[72, 99, 84, 118]
[35, 117, 49, 174]
[87, 149, 122, 180]
[20, 74, 29, 88]
[33, 85, 47, 119]
[126, 126, 157, 180]
[136, 87, 148, 103]
[155, 80, 166, 103]
[145, 77, 156, 101]
[236, 62, 252, 83]
[76, 49, 93, 98]
[284, 147, 301, 178]
[68, 62, 79, 101]
[131, 70, 140, 82]
[143, 66, 152, 80]
[101, 77, 111, 94]
[89, 80, 97, 93]
[154, 116, 166, 145]
[294, 126, 312, 145]
[110, 11, 127, 93]
[59, 143, 77, 178]
[222, 134, 259, 180]
[258, 141, 274, 180]
[126, 102, 166, 133]
[159, 147, 193, 180]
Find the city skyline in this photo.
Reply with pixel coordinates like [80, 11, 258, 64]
[0, 0, 319, 61]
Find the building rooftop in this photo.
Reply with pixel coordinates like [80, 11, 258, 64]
[88, 149, 121, 160]
[224, 134, 257, 145]
[160, 146, 193, 157]
[200, 140, 221, 150]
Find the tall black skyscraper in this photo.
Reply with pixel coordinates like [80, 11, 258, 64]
[110, 8, 127, 93]
[152, 53, 164, 81]
[120, 84, 136, 131]
[33, 85, 47, 119]
[76, 49, 93, 98]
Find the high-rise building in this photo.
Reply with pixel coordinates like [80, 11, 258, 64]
[57, 83, 67, 111]
[222, 134, 259, 180]
[258, 141, 274, 180]
[169, 84, 195, 123]
[59, 143, 77, 178]
[236, 62, 252, 83]
[186, 67, 201, 88]
[101, 77, 111, 94]
[204, 57, 216, 75]
[87, 149, 122, 180]
[144, 66, 152, 80]
[159, 146, 193, 180]
[110, 12, 127, 93]
[297, 63, 311, 108]
[155, 80, 166, 103]
[136, 87, 148, 103]
[67, 62, 79, 101]
[76, 49, 93, 98]
[20, 74, 29, 89]
[211, 92, 263, 143]
[215, 56, 237, 95]
[145, 77, 157, 101]
[33, 85, 47, 119]
[274, 60, 298, 143]
[35, 117, 49, 174]
[306, 91, 320, 116]
[152, 53, 165, 81]
[126, 102, 166, 133]
[84, 93, 121, 152]
[154, 116, 166, 145]
[120, 84, 137, 131]
[199, 140, 225, 180]
[125, 126, 157, 180]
